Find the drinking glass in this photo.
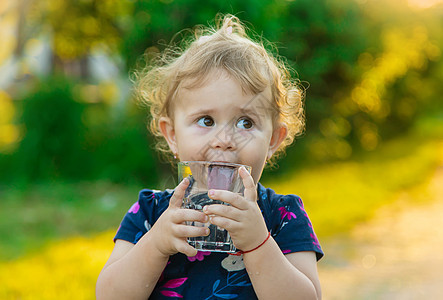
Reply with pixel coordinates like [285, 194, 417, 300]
[178, 161, 252, 253]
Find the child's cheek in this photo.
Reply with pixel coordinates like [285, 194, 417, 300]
[236, 128, 263, 141]
[187, 124, 209, 133]
[193, 126, 213, 135]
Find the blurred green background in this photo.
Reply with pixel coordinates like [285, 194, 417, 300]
[0, 0, 442, 298]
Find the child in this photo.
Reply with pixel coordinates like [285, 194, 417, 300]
[96, 14, 323, 299]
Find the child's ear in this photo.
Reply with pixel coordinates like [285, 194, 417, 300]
[267, 124, 288, 160]
[159, 117, 178, 154]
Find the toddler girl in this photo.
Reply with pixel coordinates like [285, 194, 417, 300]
[96, 14, 323, 300]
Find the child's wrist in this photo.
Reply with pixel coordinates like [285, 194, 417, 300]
[230, 232, 271, 256]
[144, 228, 172, 259]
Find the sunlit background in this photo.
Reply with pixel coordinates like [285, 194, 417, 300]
[0, 0, 442, 299]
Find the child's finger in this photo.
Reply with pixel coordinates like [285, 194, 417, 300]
[203, 203, 242, 221]
[207, 190, 247, 210]
[171, 209, 209, 224]
[239, 166, 257, 202]
[176, 241, 198, 257]
[173, 224, 210, 238]
[208, 215, 240, 232]
[169, 178, 189, 208]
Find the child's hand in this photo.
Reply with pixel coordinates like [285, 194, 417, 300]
[203, 166, 269, 252]
[149, 178, 210, 258]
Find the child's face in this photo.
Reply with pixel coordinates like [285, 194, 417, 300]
[160, 70, 287, 184]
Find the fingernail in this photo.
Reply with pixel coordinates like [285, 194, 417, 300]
[240, 166, 247, 174]
[208, 190, 215, 196]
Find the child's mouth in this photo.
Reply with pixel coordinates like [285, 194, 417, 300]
[207, 163, 237, 190]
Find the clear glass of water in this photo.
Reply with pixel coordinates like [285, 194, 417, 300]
[178, 161, 252, 253]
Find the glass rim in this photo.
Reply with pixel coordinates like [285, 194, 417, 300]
[178, 160, 251, 171]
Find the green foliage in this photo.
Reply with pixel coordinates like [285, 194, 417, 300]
[120, 0, 286, 70]
[12, 77, 86, 180]
[1, 76, 160, 184]
[81, 102, 160, 184]
[28, 0, 132, 60]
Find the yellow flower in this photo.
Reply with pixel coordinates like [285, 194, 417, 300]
[0, 231, 114, 299]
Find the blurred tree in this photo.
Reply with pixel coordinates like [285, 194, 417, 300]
[119, 0, 288, 70]
[262, 0, 374, 173]
[0, 90, 20, 153]
[80, 98, 159, 184]
[271, 0, 442, 171]
[12, 77, 86, 180]
[3, 76, 160, 184]
[13, 0, 133, 77]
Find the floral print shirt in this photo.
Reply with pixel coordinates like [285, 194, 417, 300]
[114, 183, 324, 299]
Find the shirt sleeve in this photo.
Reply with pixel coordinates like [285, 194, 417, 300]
[114, 189, 164, 244]
[271, 194, 324, 261]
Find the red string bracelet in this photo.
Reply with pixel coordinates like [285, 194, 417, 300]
[229, 232, 271, 256]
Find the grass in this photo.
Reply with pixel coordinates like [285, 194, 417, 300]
[0, 181, 140, 260]
[269, 136, 442, 236]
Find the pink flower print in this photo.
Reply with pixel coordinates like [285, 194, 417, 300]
[310, 233, 321, 249]
[160, 277, 187, 298]
[297, 199, 308, 217]
[308, 223, 321, 249]
[278, 207, 296, 221]
[282, 249, 291, 254]
[128, 202, 140, 214]
[298, 198, 305, 208]
[160, 291, 183, 298]
[187, 251, 211, 262]
[162, 278, 188, 288]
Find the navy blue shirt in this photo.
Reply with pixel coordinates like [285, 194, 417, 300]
[115, 183, 323, 299]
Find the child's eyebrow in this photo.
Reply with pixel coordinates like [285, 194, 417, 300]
[239, 107, 266, 121]
[187, 109, 216, 119]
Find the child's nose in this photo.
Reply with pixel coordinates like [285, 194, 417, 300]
[209, 127, 237, 151]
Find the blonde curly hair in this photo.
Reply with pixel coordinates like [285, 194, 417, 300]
[134, 14, 305, 165]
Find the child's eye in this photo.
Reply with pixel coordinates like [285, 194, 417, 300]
[197, 116, 215, 127]
[237, 118, 254, 129]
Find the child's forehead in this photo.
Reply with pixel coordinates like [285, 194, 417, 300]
[176, 74, 274, 111]
[178, 69, 241, 91]
[179, 69, 272, 101]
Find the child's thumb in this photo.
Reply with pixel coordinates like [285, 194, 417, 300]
[170, 178, 189, 208]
